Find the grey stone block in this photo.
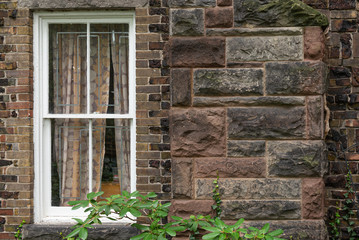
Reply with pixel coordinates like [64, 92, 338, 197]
[227, 140, 265, 157]
[268, 141, 328, 177]
[168, 0, 216, 7]
[227, 107, 306, 139]
[195, 178, 301, 199]
[206, 27, 303, 37]
[170, 9, 204, 36]
[193, 69, 263, 96]
[172, 158, 193, 199]
[227, 36, 303, 62]
[18, 0, 148, 8]
[266, 62, 327, 95]
[171, 69, 192, 106]
[221, 200, 301, 220]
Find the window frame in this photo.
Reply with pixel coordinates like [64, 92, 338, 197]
[33, 11, 136, 223]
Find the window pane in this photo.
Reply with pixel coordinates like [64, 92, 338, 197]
[51, 119, 131, 206]
[51, 119, 89, 206]
[49, 24, 87, 114]
[90, 24, 129, 114]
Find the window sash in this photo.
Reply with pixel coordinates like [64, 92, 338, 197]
[33, 11, 136, 223]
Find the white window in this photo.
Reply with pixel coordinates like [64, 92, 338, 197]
[33, 12, 136, 223]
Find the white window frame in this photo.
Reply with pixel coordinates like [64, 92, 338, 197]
[33, 11, 136, 223]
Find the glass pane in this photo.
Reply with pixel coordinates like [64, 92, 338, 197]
[90, 24, 129, 114]
[51, 119, 89, 206]
[49, 24, 87, 114]
[93, 119, 131, 198]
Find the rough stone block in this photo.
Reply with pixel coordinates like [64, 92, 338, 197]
[195, 179, 301, 200]
[169, 200, 213, 218]
[168, 37, 225, 67]
[329, 0, 356, 10]
[268, 141, 327, 177]
[170, 9, 204, 36]
[304, 27, 325, 60]
[172, 158, 193, 199]
[302, 178, 325, 219]
[221, 200, 301, 220]
[217, 0, 232, 6]
[227, 36, 303, 62]
[194, 158, 266, 178]
[205, 7, 233, 28]
[168, 0, 216, 7]
[265, 62, 327, 95]
[207, 27, 303, 37]
[227, 140, 265, 157]
[227, 107, 306, 139]
[170, 108, 226, 157]
[234, 0, 329, 27]
[193, 96, 305, 107]
[171, 69, 191, 107]
[193, 69, 263, 96]
[307, 96, 324, 139]
[18, 0, 148, 8]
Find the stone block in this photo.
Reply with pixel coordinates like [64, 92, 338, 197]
[168, 0, 216, 7]
[329, 0, 356, 10]
[234, 0, 329, 27]
[172, 158, 193, 199]
[170, 9, 204, 36]
[169, 200, 213, 218]
[227, 140, 265, 157]
[227, 36, 303, 62]
[193, 69, 263, 96]
[245, 220, 328, 240]
[227, 107, 306, 139]
[265, 62, 327, 95]
[268, 141, 327, 177]
[217, 0, 232, 6]
[194, 158, 266, 178]
[171, 69, 191, 107]
[221, 200, 301, 220]
[195, 179, 301, 200]
[193, 96, 305, 107]
[168, 37, 225, 67]
[307, 96, 324, 139]
[170, 108, 226, 157]
[302, 178, 325, 219]
[205, 7, 233, 28]
[18, 0, 148, 8]
[304, 27, 325, 60]
[207, 27, 302, 37]
[303, 0, 327, 9]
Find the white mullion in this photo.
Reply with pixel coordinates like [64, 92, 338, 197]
[88, 119, 93, 193]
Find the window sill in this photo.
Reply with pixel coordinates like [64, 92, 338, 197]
[22, 223, 140, 240]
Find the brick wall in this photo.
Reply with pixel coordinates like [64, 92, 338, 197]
[0, 1, 33, 239]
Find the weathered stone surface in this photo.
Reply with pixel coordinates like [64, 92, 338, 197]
[303, 0, 327, 9]
[170, 108, 226, 157]
[170, 9, 204, 36]
[172, 158, 193, 199]
[227, 107, 306, 139]
[227, 140, 265, 157]
[193, 69, 263, 96]
[221, 200, 301, 220]
[265, 62, 327, 95]
[207, 27, 302, 36]
[329, 0, 356, 10]
[195, 179, 301, 199]
[194, 158, 266, 178]
[169, 200, 213, 218]
[171, 69, 191, 107]
[168, 38, 225, 67]
[205, 7, 233, 28]
[244, 220, 328, 240]
[304, 27, 325, 60]
[227, 36, 303, 62]
[18, 0, 148, 8]
[22, 224, 140, 240]
[302, 178, 325, 219]
[268, 141, 327, 177]
[217, 0, 232, 6]
[234, 0, 329, 27]
[307, 96, 324, 139]
[168, 0, 216, 7]
[193, 96, 305, 107]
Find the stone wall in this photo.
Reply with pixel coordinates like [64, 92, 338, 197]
[168, 0, 329, 238]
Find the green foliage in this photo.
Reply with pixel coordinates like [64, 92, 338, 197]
[14, 220, 26, 240]
[66, 180, 285, 240]
[329, 204, 340, 239]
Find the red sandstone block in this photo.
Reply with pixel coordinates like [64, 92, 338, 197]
[205, 7, 233, 28]
[302, 178, 325, 219]
[304, 27, 325, 61]
[217, 0, 232, 6]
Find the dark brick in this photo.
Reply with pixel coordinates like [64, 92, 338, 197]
[161, 68, 170, 76]
[149, 77, 169, 84]
[149, 160, 160, 168]
[325, 175, 346, 188]
[162, 184, 171, 192]
[340, 34, 352, 59]
[149, 24, 169, 33]
[336, 94, 348, 103]
[331, 19, 357, 32]
[329, 67, 351, 78]
[149, 42, 165, 50]
[329, 0, 355, 9]
[149, 60, 161, 68]
[0, 160, 11, 166]
[161, 101, 170, 109]
[0, 175, 17, 182]
[149, 7, 167, 15]
[0, 191, 19, 199]
[303, 0, 327, 8]
[149, 0, 161, 7]
[149, 94, 161, 101]
[150, 143, 170, 151]
[161, 15, 169, 24]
